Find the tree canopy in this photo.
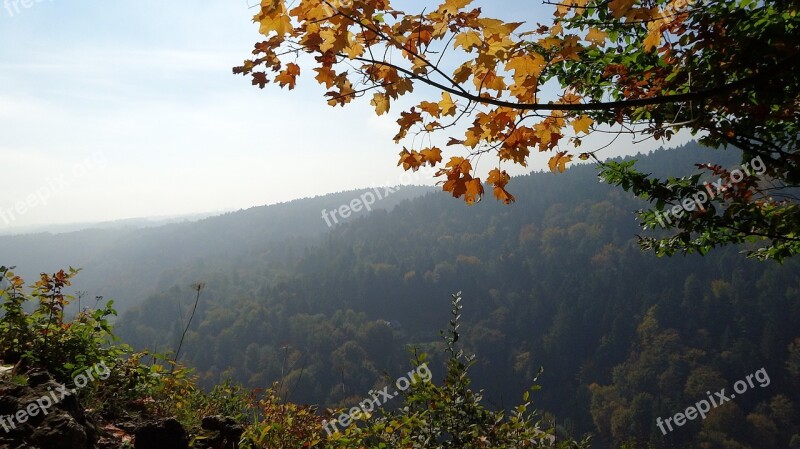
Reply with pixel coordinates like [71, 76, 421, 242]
[234, 0, 799, 260]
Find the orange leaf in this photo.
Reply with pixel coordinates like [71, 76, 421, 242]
[548, 152, 573, 173]
[464, 178, 484, 204]
[275, 63, 300, 89]
[420, 147, 443, 166]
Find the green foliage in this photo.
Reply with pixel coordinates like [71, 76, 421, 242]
[324, 293, 590, 449]
[236, 293, 589, 448]
[0, 266, 126, 382]
[567, 0, 800, 261]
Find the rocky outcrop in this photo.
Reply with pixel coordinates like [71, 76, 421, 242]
[0, 370, 97, 449]
[134, 418, 189, 449]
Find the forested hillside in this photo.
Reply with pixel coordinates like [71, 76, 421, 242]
[0, 186, 432, 312]
[113, 143, 800, 448]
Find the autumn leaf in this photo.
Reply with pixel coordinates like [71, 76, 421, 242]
[257, 6, 292, 37]
[438, 0, 474, 16]
[275, 63, 300, 89]
[487, 169, 515, 204]
[548, 152, 573, 173]
[439, 92, 456, 117]
[608, 0, 636, 19]
[420, 147, 443, 166]
[572, 115, 593, 134]
[643, 20, 663, 52]
[314, 67, 337, 89]
[371, 93, 390, 115]
[454, 31, 483, 51]
[419, 100, 441, 117]
[464, 178, 484, 205]
[398, 148, 424, 170]
[585, 28, 608, 47]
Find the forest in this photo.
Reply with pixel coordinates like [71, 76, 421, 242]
[105, 143, 800, 448]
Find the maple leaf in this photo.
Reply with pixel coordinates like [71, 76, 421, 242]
[446, 156, 472, 172]
[275, 63, 300, 89]
[419, 101, 441, 117]
[438, 0, 474, 16]
[572, 115, 593, 134]
[394, 109, 424, 142]
[493, 187, 516, 204]
[398, 148, 424, 170]
[548, 152, 573, 173]
[609, 0, 636, 19]
[439, 92, 456, 117]
[454, 31, 483, 51]
[643, 21, 663, 52]
[251, 72, 269, 89]
[505, 54, 546, 81]
[314, 67, 337, 89]
[585, 28, 608, 47]
[420, 147, 443, 166]
[464, 178, 484, 205]
[257, 5, 292, 37]
[371, 93, 390, 115]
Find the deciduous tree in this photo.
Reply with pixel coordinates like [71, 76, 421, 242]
[235, 0, 799, 260]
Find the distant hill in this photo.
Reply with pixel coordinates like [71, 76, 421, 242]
[0, 185, 433, 311]
[0, 212, 229, 237]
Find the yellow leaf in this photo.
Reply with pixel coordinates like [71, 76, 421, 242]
[454, 31, 483, 51]
[258, 6, 292, 37]
[585, 28, 608, 47]
[371, 93, 390, 115]
[493, 186, 516, 204]
[505, 54, 546, 80]
[438, 0, 473, 16]
[319, 29, 338, 53]
[439, 92, 456, 117]
[643, 21, 663, 51]
[346, 40, 365, 59]
[419, 101, 441, 117]
[572, 115, 593, 134]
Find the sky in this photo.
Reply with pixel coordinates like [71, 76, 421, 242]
[0, 0, 687, 230]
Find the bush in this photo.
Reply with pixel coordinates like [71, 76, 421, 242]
[0, 266, 125, 382]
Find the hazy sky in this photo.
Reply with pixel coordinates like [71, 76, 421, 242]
[0, 0, 686, 230]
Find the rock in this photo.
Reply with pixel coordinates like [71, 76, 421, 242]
[0, 374, 96, 449]
[134, 418, 188, 449]
[199, 416, 243, 449]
